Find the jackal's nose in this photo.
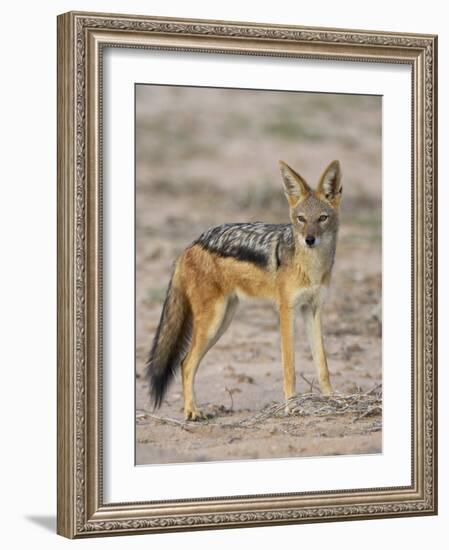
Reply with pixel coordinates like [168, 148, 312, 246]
[305, 235, 316, 247]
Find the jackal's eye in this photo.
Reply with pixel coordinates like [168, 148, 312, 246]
[318, 214, 329, 223]
[297, 215, 306, 223]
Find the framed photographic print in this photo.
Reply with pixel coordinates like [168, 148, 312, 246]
[57, 11, 437, 538]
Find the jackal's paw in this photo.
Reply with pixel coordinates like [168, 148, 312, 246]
[284, 401, 295, 416]
[320, 384, 334, 396]
[184, 408, 207, 421]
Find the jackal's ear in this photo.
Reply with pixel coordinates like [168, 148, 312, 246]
[278, 161, 311, 207]
[316, 160, 342, 206]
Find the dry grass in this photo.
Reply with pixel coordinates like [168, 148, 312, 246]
[136, 384, 382, 432]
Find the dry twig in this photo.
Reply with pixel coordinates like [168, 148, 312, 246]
[299, 372, 318, 394]
[224, 386, 234, 412]
[136, 409, 194, 431]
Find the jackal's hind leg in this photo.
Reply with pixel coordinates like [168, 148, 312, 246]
[182, 296, 237, 421]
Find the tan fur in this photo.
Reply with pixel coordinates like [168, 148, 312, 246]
[153, 161, 342, 419]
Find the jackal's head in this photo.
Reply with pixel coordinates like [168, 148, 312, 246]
[279, 160, 342, 249]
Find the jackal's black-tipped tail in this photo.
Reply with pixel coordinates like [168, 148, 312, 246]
[144, 276, 192, 409]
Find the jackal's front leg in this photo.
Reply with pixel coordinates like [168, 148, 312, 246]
[303, 306, 333, 395]
[279, 302, 296, 411]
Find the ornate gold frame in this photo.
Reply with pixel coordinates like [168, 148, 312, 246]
[57, 11, 438, 538]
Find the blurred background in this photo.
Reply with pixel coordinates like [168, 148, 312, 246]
[135, 85, 382, 465]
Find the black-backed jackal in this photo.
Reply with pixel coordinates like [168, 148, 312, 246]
[145, 160, 343, 420]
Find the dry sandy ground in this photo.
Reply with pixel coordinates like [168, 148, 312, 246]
[135, 86, 382, 465]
